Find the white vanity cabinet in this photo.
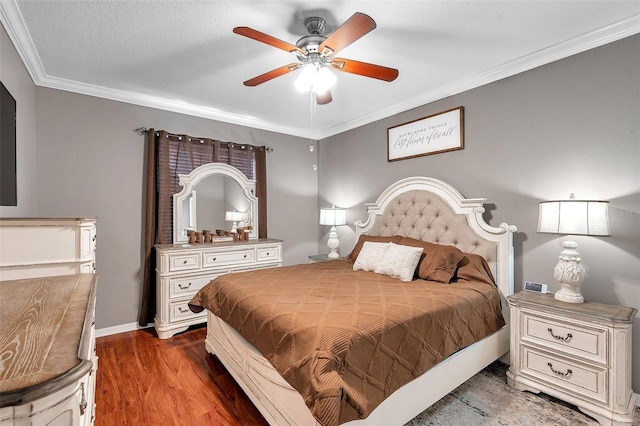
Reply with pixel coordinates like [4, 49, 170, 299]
[0, 218, 97, 280]
[154, 238, 283, 339]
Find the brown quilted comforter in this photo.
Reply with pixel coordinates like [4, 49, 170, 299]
[189, 260, 505, 426]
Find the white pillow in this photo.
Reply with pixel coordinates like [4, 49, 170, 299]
[375, 243, 424, 281]
[353, 241, 391, 272]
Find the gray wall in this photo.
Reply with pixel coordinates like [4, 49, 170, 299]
[319, 35, 640, 390]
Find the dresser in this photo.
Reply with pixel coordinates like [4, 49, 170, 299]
[154, 238, 283, 339]
[0, 218, 98, 426]
[507, 291, 636, 425]
[0, 218, 97, 280]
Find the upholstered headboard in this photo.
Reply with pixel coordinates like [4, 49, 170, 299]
[355, 177, 517, 304]
[365, 189, 498, 266]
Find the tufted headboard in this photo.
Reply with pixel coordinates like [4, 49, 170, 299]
[355, 177, 517, 309]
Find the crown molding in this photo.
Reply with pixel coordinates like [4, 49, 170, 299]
[0, 0, 46, 83]
[2, 0, 638, 140]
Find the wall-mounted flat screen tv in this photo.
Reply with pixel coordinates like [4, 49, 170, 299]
[1, 81, 17, 206]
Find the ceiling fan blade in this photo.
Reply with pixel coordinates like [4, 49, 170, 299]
[234, 26, 306, 56]
[243, 63, 301, 86]
[331, 58, 399, 82]
[316, 90, 332, 105]
[318, 12, 376, 56]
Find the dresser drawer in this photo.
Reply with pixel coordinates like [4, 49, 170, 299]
[521, 346, 608, 404]
[203, 248, 254, 268]
[168, 252, 201, 272]
[521, 311, 608, 364]
[169, 274, 226, 299]
[257, 245, 280, 262]
[170, 300, 205, 322]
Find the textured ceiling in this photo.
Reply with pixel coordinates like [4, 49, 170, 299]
[1, 1, 639, 139]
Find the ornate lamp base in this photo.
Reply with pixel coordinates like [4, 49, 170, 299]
[553, 240, 585, 303]
[326, 226, 340, 259]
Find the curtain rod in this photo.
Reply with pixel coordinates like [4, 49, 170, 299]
[133, 127, 273, 152]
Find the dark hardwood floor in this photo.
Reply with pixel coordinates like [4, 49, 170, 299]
[95, 325, 268, 426]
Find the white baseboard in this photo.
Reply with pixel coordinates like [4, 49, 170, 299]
[96, 321, 153, 338]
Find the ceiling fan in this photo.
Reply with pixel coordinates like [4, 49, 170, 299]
[233, 12, 399, 105]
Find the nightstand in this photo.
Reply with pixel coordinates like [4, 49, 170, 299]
[506, 291, 636, 425]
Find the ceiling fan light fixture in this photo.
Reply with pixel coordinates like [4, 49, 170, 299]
[294, 64, 317, 92]
[235, 12, 397, 104]
[314, 66, 336, 94]
[295, 64, 336, 94]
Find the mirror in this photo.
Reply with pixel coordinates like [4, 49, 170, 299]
[173, 163, 258, 242]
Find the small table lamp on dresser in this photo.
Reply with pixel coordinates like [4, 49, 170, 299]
[320, 206, 346, 259]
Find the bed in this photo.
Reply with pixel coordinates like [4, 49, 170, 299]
[188, 176, 516, 426]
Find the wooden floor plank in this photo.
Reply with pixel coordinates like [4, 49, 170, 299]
[95, 326, 268, 426]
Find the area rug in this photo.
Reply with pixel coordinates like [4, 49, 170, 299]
[406, 361, 640, 426]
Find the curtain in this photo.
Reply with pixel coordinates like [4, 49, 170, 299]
[139, 129, 268, 326]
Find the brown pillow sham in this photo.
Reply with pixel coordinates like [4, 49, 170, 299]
[454, 253, 496, 285]
[397, 237, 465, 283]
[347, 234, 403, 263]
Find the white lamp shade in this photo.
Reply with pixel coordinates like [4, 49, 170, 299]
[225, 211, 245, 222]
[538, 200, 610, 236]
[319, 207, 347, 226]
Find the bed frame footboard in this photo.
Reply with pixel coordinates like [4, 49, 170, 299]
[207, 311, 509, 426]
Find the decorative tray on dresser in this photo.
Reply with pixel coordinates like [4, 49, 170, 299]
[154, 238, 283, 339]
[507, 291, 636, 425]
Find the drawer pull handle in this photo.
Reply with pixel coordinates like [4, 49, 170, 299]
[266, 252, 270, 256]
[178, 283, 192, 290]
[178, 307, 189, 313]
[183, 260, 188, 264]
[212, 257, 217, 261]
[547, 328, 573, 343]
[79, 382, 87, 415]
[547, 362, 572, 378]
[244, 254, 247, 258]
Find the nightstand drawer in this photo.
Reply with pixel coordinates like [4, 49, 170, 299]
[521, 347, 608, 404]
[203, 249, 254, 267]
[521, 311, 607, 364]
[168, 253, 201, 272]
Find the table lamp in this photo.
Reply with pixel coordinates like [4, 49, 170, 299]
[225, 210, 245, 233]
[319, 206, 347, 259]
[537, 193, 610, 303]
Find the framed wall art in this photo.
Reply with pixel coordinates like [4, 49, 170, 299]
[387, 106, 464, 162]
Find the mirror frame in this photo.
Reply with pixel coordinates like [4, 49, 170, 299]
[173, 163, 258, 243]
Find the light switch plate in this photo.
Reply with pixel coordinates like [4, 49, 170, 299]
[524, 281, 548, 293]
